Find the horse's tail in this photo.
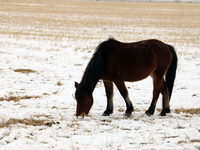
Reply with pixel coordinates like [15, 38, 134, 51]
[165, 45, 178, 101]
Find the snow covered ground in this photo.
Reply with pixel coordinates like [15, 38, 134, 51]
[0, 1, 200, 149]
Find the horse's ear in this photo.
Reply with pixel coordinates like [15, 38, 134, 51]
[75, 82, 79, 88]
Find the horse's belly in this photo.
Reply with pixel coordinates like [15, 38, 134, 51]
[102, 66, 154, 82]
[122, 69, 152, 82]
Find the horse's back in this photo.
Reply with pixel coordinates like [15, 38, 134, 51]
[101, 39, 173, 82]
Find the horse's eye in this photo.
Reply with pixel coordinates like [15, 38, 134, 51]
[84, 98, 87, 101]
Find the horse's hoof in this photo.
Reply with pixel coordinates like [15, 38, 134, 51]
[165, 108, 170, 113]
[102, 109, 113, 116]
[160, 112, 166, 116]
[125, 112, 132, 117]
[102, 113, 109, 116]
[145, 110, 154, 116]
[160, 108, 170, 116]
[102, 111, 112, 116]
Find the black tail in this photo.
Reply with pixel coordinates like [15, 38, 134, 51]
[166, 45, 178, 101]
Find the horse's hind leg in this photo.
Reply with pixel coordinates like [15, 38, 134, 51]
[145, 74, 163, 116]
[114, 80, 134, 116]
[102, 81, 114, 116]
[160, 80, 170, 116]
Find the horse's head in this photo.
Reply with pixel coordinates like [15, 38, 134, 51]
[74, 82, 93, 116]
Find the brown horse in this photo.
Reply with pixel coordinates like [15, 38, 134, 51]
[74, 38, 177, 117]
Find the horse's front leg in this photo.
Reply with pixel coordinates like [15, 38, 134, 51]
[102, 81, 114, 116]
[114, 80, 134, 116]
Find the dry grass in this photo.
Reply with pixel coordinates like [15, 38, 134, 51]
[174, 108, 200, 115]
[0, 90, 60, 102]
[190, 139, 200, 143]
[56, 81, 63, 86]
[13, 69, 37, 74]
[0, 118, 58, 128]
[0, 95, 41, 102]
[0, 0, 200, 44]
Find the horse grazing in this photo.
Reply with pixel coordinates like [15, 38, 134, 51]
[74, 38, 177, 117]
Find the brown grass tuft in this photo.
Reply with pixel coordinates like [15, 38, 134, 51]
[13, 69, 37, 74]
[57, 81, 63, 86]
[190, 139, 200, 143]
[0, 95, 41, 102]
[0, 118, 57, 128]
[178, 140, 188, 144]
[174, 108, 200, 115]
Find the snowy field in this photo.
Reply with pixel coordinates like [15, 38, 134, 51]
[0, 0, 200, 149]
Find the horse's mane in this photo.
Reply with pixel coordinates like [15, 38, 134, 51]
[80, 38, 115, 92]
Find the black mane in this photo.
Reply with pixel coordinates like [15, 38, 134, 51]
[80, 38, 115, 93]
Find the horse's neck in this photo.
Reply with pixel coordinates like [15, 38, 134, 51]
[80, 80, 97, 95]
[80, 68, 99, 94]
[80, 50, 104, 94]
